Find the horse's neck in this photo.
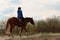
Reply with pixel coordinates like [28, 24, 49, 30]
[26, 20, 29, 23]
[25, 18, 30, 22]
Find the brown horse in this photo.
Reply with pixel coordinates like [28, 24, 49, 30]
[5, 17, 34, 37]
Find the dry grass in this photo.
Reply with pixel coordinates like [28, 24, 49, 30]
[0, 33, 60, 40]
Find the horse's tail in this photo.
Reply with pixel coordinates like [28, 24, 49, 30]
[5, 20, 11, 34]
[5, 20, 9, 31]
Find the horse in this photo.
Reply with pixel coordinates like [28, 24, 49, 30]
[5, 17, 35, 37]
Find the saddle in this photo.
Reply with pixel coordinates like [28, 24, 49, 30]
[21, 18, 25, 25]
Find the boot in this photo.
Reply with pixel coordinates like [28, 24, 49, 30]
[22, 18, 25, 25]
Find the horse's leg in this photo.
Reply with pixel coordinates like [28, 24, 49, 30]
[19, 27, 24, 36]
[16, 27, 20, 35]
[10, 26, 14, 38]
[16, 27, 21, 36]
[24, 27, 29, 36]
[24, 27, 28, 32]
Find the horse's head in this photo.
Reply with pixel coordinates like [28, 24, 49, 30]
[25, 17, 35, 25]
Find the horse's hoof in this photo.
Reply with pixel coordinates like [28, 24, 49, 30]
[19, 34, 22, 37]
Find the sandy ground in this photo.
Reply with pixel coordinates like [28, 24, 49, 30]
[0, 33, 60, 40]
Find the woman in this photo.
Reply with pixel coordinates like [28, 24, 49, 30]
[17, 7, 25, 24]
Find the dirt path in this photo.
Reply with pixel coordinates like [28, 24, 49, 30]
[0, 33, 60, 40]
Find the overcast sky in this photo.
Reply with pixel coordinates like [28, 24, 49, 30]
[0, 0, 60, 21]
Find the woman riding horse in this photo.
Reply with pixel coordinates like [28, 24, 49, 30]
[5, 7, 35, 37]
[5, 17, 35, 37]
[17, 7, 25, 24]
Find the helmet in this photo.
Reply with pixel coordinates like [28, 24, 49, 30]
[18, 7, 21, 9]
